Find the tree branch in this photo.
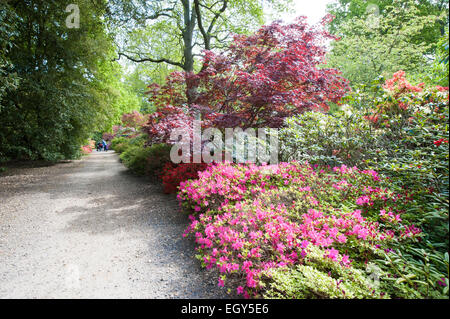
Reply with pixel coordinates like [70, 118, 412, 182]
[207, 0, 228, 35]
[194, 0, 228, 51]
[115, 52, 183, 68]
[194, 0, 209, 49]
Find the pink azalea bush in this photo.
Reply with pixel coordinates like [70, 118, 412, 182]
[178, 162, 424, 298]
[80, 145, 92, 155]
[80, 139, 95, 155]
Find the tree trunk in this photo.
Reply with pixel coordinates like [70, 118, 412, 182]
[181, 0, 200, 119]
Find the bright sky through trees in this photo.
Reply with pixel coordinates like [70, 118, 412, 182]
[271, 0, 334, 24]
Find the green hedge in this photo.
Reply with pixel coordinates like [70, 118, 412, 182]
[118, 142, 171, 176]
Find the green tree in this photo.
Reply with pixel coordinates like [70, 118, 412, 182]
[0, 1, 20, 109]
[0, 0, 138, 161]
[430, 27, 449, 86]
[122, 63, 169, 114]
[326, 0, 446, 87]
[327, 0, 448, 45]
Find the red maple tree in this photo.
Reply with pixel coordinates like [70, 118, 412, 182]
[144, 16, 349, 141]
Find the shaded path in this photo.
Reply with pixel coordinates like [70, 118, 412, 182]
[0, 151, 227, 298]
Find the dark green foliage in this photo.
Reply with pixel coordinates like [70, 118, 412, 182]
[111, 134, 145, 153]
[110, 136, 129, 152]
[280, 111, 375, 167]
[0, 1, 20, 107]
[0, 0, 137, 163]
[112, 143, 129, 154]
[117, 138, 171, 177]
[144, 143, 171, 177]
[119, 145, 153, 175]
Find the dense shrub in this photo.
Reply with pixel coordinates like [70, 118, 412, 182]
[178, 161, 447, 298]
[280, 111, 375, 167]
[145, 143, 172, 177]
[280, 75, 449, 176]
[346, 75, 449, 259]
[113, 142, 129, 154]
[119, 145, 154, 175]
[366, 83, 449, 194]
[264, 245, 385, 299]
[111, 134, 147, 154]
[110, 136, 129, 152]
[128, 134, 147, 147]
[117, 141, 172, 177]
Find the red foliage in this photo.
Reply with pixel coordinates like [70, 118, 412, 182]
[195, 17, 349, 127]
[161, 162, 209, 194]
[436, 86, 449, 92]
[121, 111, 148, 129]
[434, 138, 449, 146]
[102, 132, 114, 141]
[145, 72, 187, 109]
[143, 105, 194, 145]
[144, 17, 350, 138]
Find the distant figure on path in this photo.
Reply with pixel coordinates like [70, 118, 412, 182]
[97, 141, 104, 152]
[102, 139, 108, 151]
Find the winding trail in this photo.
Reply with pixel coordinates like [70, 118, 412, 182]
[0, 151, 227, 298]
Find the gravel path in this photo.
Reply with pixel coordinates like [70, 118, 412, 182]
[0, 151, 228, 298]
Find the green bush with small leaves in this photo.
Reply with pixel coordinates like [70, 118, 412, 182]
[110, 136, 129, 152]
[119, 145, 153, 175]
[118, 141, 171, 177]
[279, 111, 376, 167]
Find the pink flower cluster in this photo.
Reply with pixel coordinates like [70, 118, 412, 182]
[383, 70, 424, 94]
[81, 144, 93, 155]
[178, 162, 421, 297]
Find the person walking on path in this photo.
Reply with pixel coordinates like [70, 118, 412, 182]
[102, 139, 108, 152]
[97, 141, 103, 151]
